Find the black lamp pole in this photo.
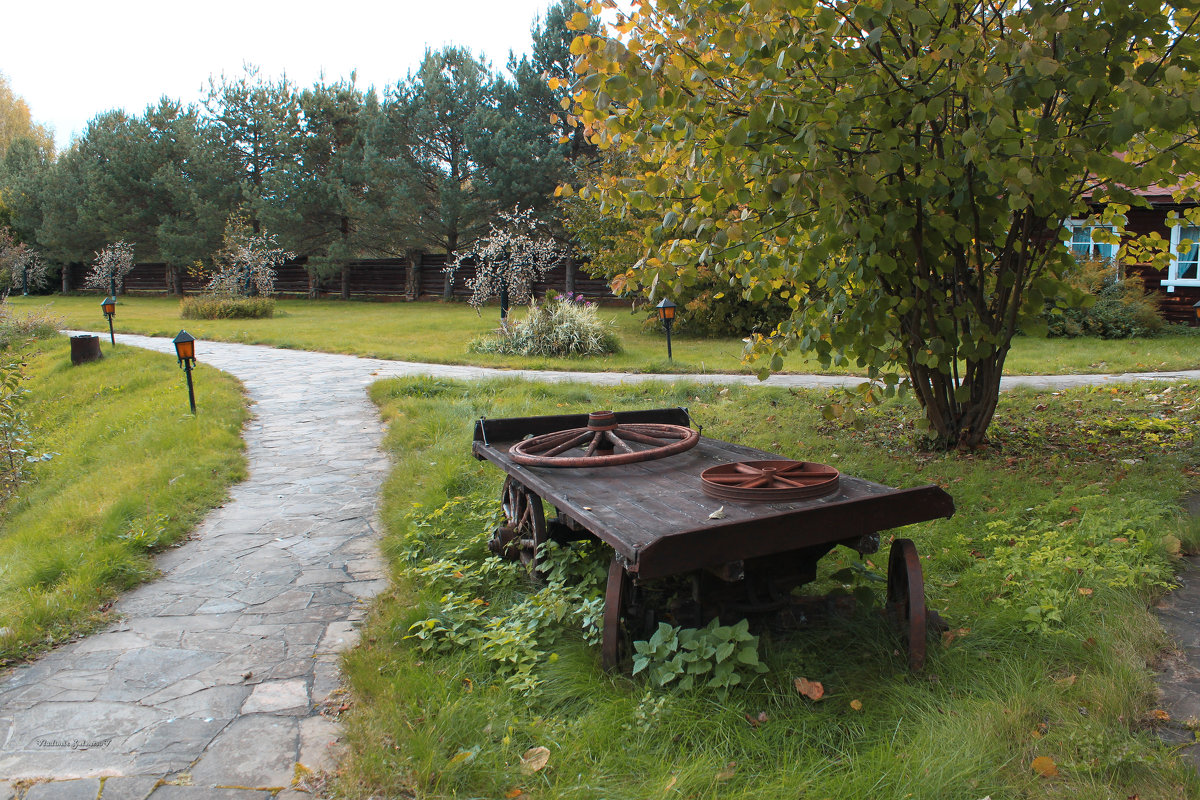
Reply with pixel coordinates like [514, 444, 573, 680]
[1193, 299, 1200, 328]
[101, 297, 116, 345]
[656, 298, 677, 361]
[172, 330, 197, 415]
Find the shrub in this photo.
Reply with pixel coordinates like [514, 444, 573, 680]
[640, 288, 793, 338]
[1044, 259, 1165, 339]
[0, 304, 61, 351]
[180, 296, 276, 320]
[470, 295, 621, 357]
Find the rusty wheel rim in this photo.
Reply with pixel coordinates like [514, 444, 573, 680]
[886, 538, 926, 671]
[496, 476, 547, 575]
[507, 410, 699, 468]
[700, 460, 840, 502]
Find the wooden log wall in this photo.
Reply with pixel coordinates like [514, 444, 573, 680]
[66, 254, 619, 302]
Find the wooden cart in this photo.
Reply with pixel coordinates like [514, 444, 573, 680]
[472, 407, 955, 671]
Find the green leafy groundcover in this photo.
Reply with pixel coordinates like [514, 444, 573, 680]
[339, 376, 1200, 800]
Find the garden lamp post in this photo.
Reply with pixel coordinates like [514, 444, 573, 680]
[101, 296, 116, 345]
[656, 298, 677, 361]
[1193, 299, 1200, 327]
[172, 330, 197, 415]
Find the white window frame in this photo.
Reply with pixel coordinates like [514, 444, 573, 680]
[1064, 220, 1119, 263]
[1162, 223, 1200, 293]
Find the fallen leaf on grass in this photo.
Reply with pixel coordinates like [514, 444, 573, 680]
[715, 761, 737, 781]
[663, 775, 678, 792]
[1054, 674, 1077, 687]
[942, 627, 970, 645]
[505, 788, 525, 799]
[744, 711, 769, 727]
[850, 699, 863, 711]
[448, 746, 478, 765]
[1078, 587, 1093, 596]
[1031, 756, 1059, 778]
[1151, 709, 1171, 722]
[794, 677, 825, 701]
[521, 746, 551, 774]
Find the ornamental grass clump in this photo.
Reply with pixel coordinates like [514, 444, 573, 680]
[470, 295, 620, 357]
[180, 296, 276, 320]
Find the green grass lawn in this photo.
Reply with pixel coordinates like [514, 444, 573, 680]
[12, 293, 1200, 376]
[336, 376, 1200, 799]
[0, 335, 248, 664]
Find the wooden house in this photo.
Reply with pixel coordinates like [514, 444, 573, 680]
[1073, 186, 1200, 324]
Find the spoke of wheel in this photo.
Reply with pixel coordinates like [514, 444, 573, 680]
[605, 431, 636, 454]
[584, 433, 603, 456]
[541, 430, 594, 457]
[774, 475, 818, 489]
[524, 429, 579, 451]
[618, 429, 672, 447]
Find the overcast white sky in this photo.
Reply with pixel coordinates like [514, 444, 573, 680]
[5, 0, 571, 152]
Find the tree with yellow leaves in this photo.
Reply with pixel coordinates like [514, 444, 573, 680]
[567, 0, 1200, 449]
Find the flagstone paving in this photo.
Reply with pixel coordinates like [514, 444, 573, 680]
[1, 332, 1198, 798]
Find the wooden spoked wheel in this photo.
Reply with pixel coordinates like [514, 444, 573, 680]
[507, 410, 699, 468]
[700, 460, 840, 502]
[601, 555, 631, 672]
[886, 538, 927, 671]
[491, 477, 548, 575]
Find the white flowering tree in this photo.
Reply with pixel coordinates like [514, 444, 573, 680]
[207, 228, 293, 297]
[0, 232, 48, 295]
[84, 241, 136, 296]
[449, 207, 566, 321]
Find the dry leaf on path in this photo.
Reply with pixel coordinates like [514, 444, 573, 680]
[521, 746, 551, 774]
[794, 677, 825, 701]
[1031, 756, 1059, 778]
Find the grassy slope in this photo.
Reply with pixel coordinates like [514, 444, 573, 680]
[336, 376, 1200, 799]
[12, 294, 1200, 376]
[0, 337, 248, 664]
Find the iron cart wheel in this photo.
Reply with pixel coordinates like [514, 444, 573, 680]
[489, 476, 548, 575]
[886, 538, 927, 671]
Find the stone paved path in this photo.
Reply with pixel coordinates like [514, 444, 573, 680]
[2, 333, 1198, 800]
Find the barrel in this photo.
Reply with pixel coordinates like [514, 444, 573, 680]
[70, 334, 102, 365]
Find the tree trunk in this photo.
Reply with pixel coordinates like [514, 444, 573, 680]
[443, 233, 457, 302]
[565, 255, 577, 295]
[405, 250, 423, 300]
[907, 349, 1008, 450]
[307, 271, 319, 299]
[340, 263, 350, 300]
[61, 264, 71, 293]
[166, 264, 184, 296]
